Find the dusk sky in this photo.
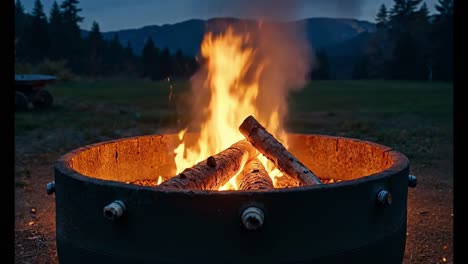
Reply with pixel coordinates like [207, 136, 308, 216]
[19, 0, 439, 32]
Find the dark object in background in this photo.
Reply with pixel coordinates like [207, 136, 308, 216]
[15, 74, 56, 111]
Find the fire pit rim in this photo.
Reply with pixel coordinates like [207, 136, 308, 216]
[54, 133, 409, 195]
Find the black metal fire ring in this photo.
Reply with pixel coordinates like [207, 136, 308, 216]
[53, 133, 410, 264]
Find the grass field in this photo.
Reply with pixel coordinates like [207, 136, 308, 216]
[289, 80, 453, 165]
[15, 79, 453, 164]
[14, 79, 453, 263]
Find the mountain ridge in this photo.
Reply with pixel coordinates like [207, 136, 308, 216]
[82, 17, 375, 57]
[81, 17, 376, 79]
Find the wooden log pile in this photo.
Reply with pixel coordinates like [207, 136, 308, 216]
[158, 115, 322, 190]
[158, 140, 257, 190]
[239, 115, 322, 185]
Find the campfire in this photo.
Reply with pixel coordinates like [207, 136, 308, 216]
[137, 24, 325, 191]
[158, 115, 322, 191]
[50, 24, 416, 263]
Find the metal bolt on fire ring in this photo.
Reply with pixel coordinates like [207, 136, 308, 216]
[241, 206, 265, 230]
[103, 200, 126, 221]
[408, 175, 417, 188]
[46, 181, 55, 195]
[377, 190, 392, 206]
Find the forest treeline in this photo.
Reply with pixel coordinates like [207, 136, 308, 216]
[14, 0, 198, 80]
[14, 0, 453, 82]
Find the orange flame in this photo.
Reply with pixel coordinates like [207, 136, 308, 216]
[157, 176, 163, 185]
[173, 26, 289, 190]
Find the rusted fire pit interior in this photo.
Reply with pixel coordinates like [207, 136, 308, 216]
[53, 133, 411, 264]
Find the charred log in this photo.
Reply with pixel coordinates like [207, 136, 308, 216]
[239, 115, 322, 185]
[158, 140, 257, 190]
[236, 157, 274, 190]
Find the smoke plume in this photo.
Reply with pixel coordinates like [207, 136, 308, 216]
[187, 0, 363, 139]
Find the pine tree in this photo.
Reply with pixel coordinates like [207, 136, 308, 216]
[88, 21, 103, 45]
[32, 0, 47, 22]
[15, 0, 27, 35]
[160, 47, 172, 79]
[385, 0, 429, 80]
[173, 49, 184, 77]
[27, 0, 50, 62]
[389, 0, 423, 32]
[105, 34, 125, 74]
[125, 41, 133, 56]
[141, 37, 159, 79]
[60, 0, 84, 28]
[85, 21, 104, 75]
[59, 0, 84, 72]
[369, 4, 393, 79]
[418, 2, 430, 18]
[123, 41, 136, 75]
[432, 0, 453, 81]
[414, 2, 432, 81]
[376, 4, 389, 30]
[435, 0, 454, 19]
[15, 0, 25, 15]
[48, 1, 63, 59]
[15, 0, 29, 61]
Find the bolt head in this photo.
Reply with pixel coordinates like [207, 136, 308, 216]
[377, 190, 392, 206]
[103, 200, 126, 221]
[103, 207, 118, 220]
[241, 207, 265, 230]
[408, 175, 418, 188]
[46, 181, 55, 195]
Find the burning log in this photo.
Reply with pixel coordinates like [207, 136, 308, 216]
[236, 157, 274, 190]
[239, 115, 322, 185]
[158, 140, 257, 190]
